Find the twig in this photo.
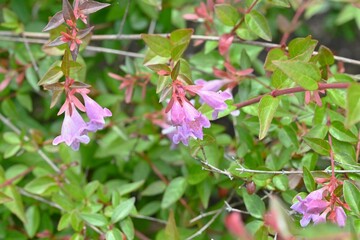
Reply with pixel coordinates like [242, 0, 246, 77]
[131, 214, 167, 225]
[1, 31, 360, 65]
[185, 207, 223, 240]
[117, 0, 131, 38]
[223, 201, 249, 214]
[0, 167, 34, 188]
[234, 82, 350, 109]
[199, 146, 233, 180]
[235, 166, 360, 175]
[189, 209, 221, 223]
[21, 33, 40, 78]
[0, 113, 61, 174]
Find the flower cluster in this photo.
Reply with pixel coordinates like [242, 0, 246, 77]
[163, 79, 232, 145]
[43, 0, 109, 60]
[291, 184, 348, 227]
[52, 77, 112, 150]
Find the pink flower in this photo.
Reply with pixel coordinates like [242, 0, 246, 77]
[334, 206, 346, 227]
[173, 115, 210, 145]
[53, 104, 90, 151]
[80, 92, 112, 131]
[291, 188, 330, 227]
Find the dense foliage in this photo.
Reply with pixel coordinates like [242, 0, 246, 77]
[1, 0, 360, 239]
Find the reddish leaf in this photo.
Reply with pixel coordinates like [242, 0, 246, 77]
[62, 0, 75, 22]
[183, 13, 199, 21]
[79, 0, 110, 15]
[77, 26, 94, 39]
[43, 11, 64, 32]
[0, 74, 12, 91]
[47, 35, 66, 47]
[225, 212, 249, 239]
[218, 33, 234, 55]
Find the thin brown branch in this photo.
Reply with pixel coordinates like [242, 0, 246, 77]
[234, 82, 350, 109]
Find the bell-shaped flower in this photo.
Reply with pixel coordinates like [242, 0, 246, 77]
[334, 206, 346, 227]
[81, 93, 112, 131]
[53, 104, 90, 151]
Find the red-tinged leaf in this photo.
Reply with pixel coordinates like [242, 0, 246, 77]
[213, 67, 228, 78]
[47, 35, 66, 47]
[0, 74, 12, 91]
[62, 0, 75, 22]
[79, 0, 110, 14]
[219, 34, 234, 55]
[236, 68, 253, 76]
[70, 44, 79, 61]
[43, 11, 64, 32]
[78, 26, 94, 39]
[69, 81, 91, 89]
[158, 70, 170, 76]
[183, 13, 199, 21]
[43, 83, 65, 91]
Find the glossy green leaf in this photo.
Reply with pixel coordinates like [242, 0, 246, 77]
[111, 197, 135, 223]
[80, 213, 108, 227]
[245, 10, 272, 41]
[303, 166, 315, 192]
[272, 175, 289, 191]
[106, 228, 123, 240]
[303, 137, 330, 156]
[329, 121, 357, 143]
[343, 181, 360, 215]
[120, 217, 135, 240]
[288, 36, 318, 62]
[24, 176, 58, 195]
[161, 177, 187, 209]
[264, 48, 287, 71]
[272, 60, 320, 90]
[345, 84, 360, 127]
[317, 45, 335, 66]
[141, 34, 172, 58]
[214, 4, 240, 27]
[258, 95, 279, 140]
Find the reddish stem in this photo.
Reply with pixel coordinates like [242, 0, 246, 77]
[280, 0, 309, 46]
[0, 166, 34, 188]
[234, 82, 350, 109]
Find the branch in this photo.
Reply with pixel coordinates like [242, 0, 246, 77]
[235, 166, 360, 175]
[1, 31, 360, 66]
[234, 82, 350, 109]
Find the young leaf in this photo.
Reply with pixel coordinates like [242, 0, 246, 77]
[171, 61, 181, 81]
[165, 211, 180, 240]
[258, 95, 279, 140]
[343, 180, 360, 215]
[161, 177, 187, 209]
[111, 197, 135, 224]
[79, 0, 110, 15]
[214, 4, 240, 27]
[62, 0, 75, 22]
[245, 10, 272, 41]
[219, 33, 234, 55]
[288, 36, 318, 62]
[264, 48, 287, 71]
[141, 34, 172, 58]
[38, 61, 63, 85]
[317, 45, 335, 66]
[43, 11, 64, 32]
[272, 60, 320, 90]
[170, 28, 193, 45]
[345, 83, 360, 127]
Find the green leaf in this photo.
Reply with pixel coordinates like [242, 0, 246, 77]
[302, 167, 315, 192]
[317, 45, 334, 66]
[343, 181, 360, 215]
[16, 94, 33, 112]
[272, 60, 320, 90]
[111, 197, 135, 224]
[38, 61, 63, 85]
[3, 132, 21, 145]
[272, 175, 288, 191]
[4, 145, 21, 159]
[345, 84, 360, 127]
[0, 192, 13, 204]
[264, 48, 287, 71]
[267, 0, 290, 7]
[58, 213, 71, 231]
[2, 8, 19, 23]
[214, 4, 240, 27]
[329, 121, 357, 143]
[118, 180, 145, 196]
[288, 36, 318, 62]
[303, 137, 330, 156]
[106, 228, 123, 240]
[141, 34, 172, 58]
[258, 95, 279, 140]
[170, 29, 193, 61]
[120, 217, 135, 240]
[165, 211, 180, 240]
[142, 181, 166, 196]
[161, 177, 187, 209]
[245, 10, 272, 41]
[171, 61, 181, 81]
[24, 176, 58, 195]
[3, 186, 26, 223]
[24, 206, 40, 238]
[242, 189, 265, 219]
[80, 213, 108, 227]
